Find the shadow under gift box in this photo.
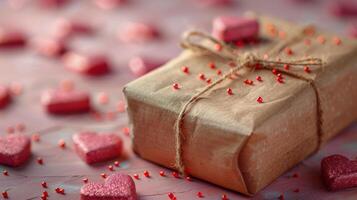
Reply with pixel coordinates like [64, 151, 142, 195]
[123, 16, 357, 195]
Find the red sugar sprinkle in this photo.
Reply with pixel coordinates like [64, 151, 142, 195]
[257, 97, 263, 104]
[255, 63, 262, 70]
[221, 194, 228, 200]
[272, 68, 278, 75]
[42, 191, 48, 197]
[172, 171, 180, 178]
[122, 127, 130, 136]
[55, 187, 65, 195]
[256, 76, 262, 81]
[208, 62, 216, 69]
[41, 181, 47, 188]
[215, 43, 222, 51]
[185, 176, 192, 181]
[198, 73, 206, 80]
[2, 191, 8, 199]
[317, 35, 326, 44]
[244, 79, 253, 85]
[97, 92, 109, 104]
[32, 133, 40, 142]
[83, 178, 88, 183]
[143, 170, 150, 178]
[3, 170, 8, 176]
[333, 37, 342, 45]
[206, 78, 212, 84]
[284, 47, 293, 55]
[114, 161, 120, 167]
[304, 66, 310, 73]
[293, 188, 300, 193]
[278, 194, 284, 200]
[197, 191, 204, 198]
[37, 157, 44, 165]
[159, 171, 165, 176]
[277, 73, 283, 78]
[284, 64, 289, 70]
[216, 69, 222, 75]
[101, 173, 107, 179]
[226, 88, 233, 95]
[133, 174, 139, 180]
[276, 77, 284, 84]
[168, 192, 175, 199]
[108, 165, 114, 171]
[172, 83, 180, 90]
[58, 139, 66, 149]
[181, 66, 189, 74]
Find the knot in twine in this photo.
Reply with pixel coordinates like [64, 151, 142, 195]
[175, 29, 325, 176]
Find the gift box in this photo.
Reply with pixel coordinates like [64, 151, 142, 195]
[123, 16, 357, 195]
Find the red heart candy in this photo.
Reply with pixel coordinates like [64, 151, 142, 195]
[0, 134, 31, 167]
[118, 22, 159, 43]
[53, 18, 94, 39]
[81, 173, 136, 200]
[321, 154, 357, 191]
[0, 28, 26, 48]
[212, 16, 259, 42]
[41, 88, 91, 114]
[33, 38, 68, 57]
[73, 132, 122, 164]
[0, 85, 11, 109]
[128, 56, 165, 77]
[62, 52, 110, 76]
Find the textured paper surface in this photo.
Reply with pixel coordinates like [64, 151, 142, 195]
[124, 16, 357, 195]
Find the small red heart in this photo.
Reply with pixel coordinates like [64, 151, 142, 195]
[62, 52, 110, 76]
[81, 173, 136, 200]
[0, 28, 27, 48]
[118, 22, 159, 43]
[0, 85, 11, 109]
[41, 88, 91, 114]
[321, 154, 357, 191]
[0, 134, 31, 167]
[33, 38, 68, 57]
[128, 56, 165, 77]
[73, 132, 122, 164]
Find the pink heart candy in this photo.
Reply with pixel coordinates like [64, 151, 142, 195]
[62, 52, 111, 76]
[41, 88, 91, 114]
[33, 37, 68, 58]
[129, 56, 165, 77]
[212, 16, 259, 42]
[118, 22, 159, 43]
[0, 28, 27, 48]
[73, 132, 123, 164]
[321, 154, 357, 191]
[0, 134, 31, 167]
[81, 173, 137, 200]
[0, 85, 11, 109]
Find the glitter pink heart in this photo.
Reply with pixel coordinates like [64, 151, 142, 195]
[81, 173, 137, 200]
[0, 134, 31, 167]
[321, 154, 357, 191]
[73, 131, 123, 164]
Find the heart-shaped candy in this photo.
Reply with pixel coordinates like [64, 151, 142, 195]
[62, 52, 110, 76]
[41, 88, 91, 114]
[321, 154, 357, 191]
[81, 173, 137, 200]
[0, 28, 27, 48]
[0, 85, 11, 109]
[73, 132, 122, 164]
[0, 134, 31, 167]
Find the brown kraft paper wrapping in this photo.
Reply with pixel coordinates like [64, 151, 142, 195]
[123, 16, 357, 195]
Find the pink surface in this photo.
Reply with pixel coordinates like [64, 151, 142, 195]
[0, 0, 356, 199]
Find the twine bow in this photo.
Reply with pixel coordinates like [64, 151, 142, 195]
[174, 29, 325, 175]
